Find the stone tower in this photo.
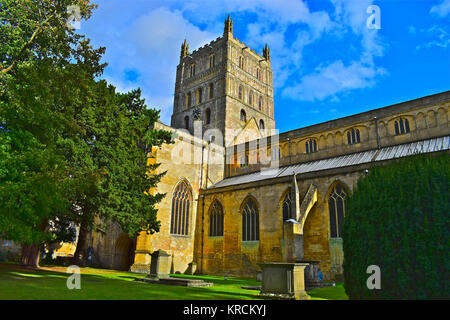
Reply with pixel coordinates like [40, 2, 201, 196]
[170, 15, 275, 146]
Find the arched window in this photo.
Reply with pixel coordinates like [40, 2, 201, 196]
[305, 139, 318, 153]
[328, 184, 346, 238]
[238, 85, 243, 100]
[258, 97, 262, 111]
[186, 92, 191, 109]
[240, 109, 246, 122]
[242, 198, 259, 241]
[190, 64, 195, 77]
[170, 181, 192, 235]
[239, 56, 244, 69]
[282, 191, 291, 221]
[249, 91, 253, 105]
[209, 201, 224, 237]
[394, 118, 410, 135]
[208, 83, 214, 99]
[209, 54, 215, 68]
[197, 88, 202, 104]
[256, 68, 260, 80]
[259, 119, 265, 130]
[205, 108, 211, 125]
[184, 116, 189, 130]
[347, 128, 360, 145]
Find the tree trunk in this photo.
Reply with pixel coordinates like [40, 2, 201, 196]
[20, 243, 41, 268]
[72, 220, 89, 266]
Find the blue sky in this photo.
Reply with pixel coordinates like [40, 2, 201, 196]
[80, 0, 450, 133]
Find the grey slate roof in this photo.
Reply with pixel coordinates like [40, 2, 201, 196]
[210, 135, 450, 189]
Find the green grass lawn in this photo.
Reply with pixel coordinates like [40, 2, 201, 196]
[0, 263, 347, 300]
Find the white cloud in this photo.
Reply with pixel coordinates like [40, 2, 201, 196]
[283, 60, 387, 101]
[83, 0, 388, 117]
[415, 25, 450, 50]
[283, 0, 387, 102]
[84, 6, 216, 124]
[430, 0, 450, 17]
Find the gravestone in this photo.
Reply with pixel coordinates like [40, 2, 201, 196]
[295, 260, 321, 289]
[258, 262, 310, 300]
[149, 249, 171, 279]
[185, 262, 197, 275]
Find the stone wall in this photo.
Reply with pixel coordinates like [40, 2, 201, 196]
[131, 123, 224, 274]
[194, 169, 363, 280]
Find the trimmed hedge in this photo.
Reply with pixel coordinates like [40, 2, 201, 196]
[343, 153, 449, 299]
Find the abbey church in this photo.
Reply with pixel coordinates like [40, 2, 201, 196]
[76, 16, 449, 281]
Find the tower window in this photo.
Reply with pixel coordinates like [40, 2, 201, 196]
[184, 116, 189, 130]
[394, 118, 410, 135]
[259, 119, 265, 130]
[347, 128, 360, 145]
[328, 184, 346, 238]
[209, 201, 224, 237]
[239, 56, 244, 69]
[186, 92, 192, 109]
[305, 139, 318, 154]
[197, 88, 202, 104]
[256, 68, 260, 80]
[249, 91, 253, 105]
[258, 97, 262, 111]
[209, 54, 215, 68]
[205, 108, 211, 125]
[242, 198, 259, 241]
[208, 83, 214, 99]
[190, 64, 196, 77]
[240, 109, 246, 122]
[238, 85, 243, 100]
[170, 181, 192, 236]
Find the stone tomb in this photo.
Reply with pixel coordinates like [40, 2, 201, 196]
[258, 262, 310, 300]
[135, 250, 212, 287]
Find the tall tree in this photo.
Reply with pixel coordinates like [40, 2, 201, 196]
[69, 84, 172, 265]
[0, 0, 172, 267]
[0, 0, 103, 267]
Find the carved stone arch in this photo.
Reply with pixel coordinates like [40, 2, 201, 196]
[113, 233, 135, 271]
[390, 115, 414, 135]
[319, 135, 326, 149]
[239, 194, 260, 213]
[334, 131, 343, 146]
[278, 187, 292, 210]
[415, 112, 426, 130]
[208, 196, 225, 215]
[326, 180, 351, 239]
[377, 120, 387, 138]
[436, 107, 448, 126]
[170, 179, 193, 236]
[240, 194, 260, 241]
[170, 178, 194, 196]
[326, 132, 334, 148]
[427, 109, 437, 128]
[208, 198, 225, 237]
[279, 187, 292, 221]
[326, 179, 351, 198]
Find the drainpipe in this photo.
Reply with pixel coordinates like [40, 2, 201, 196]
[374, 116, 381, 149]
[287, 138, 291, 164]
[199, 139, 211, 274]
[200, 194, 205, 274]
